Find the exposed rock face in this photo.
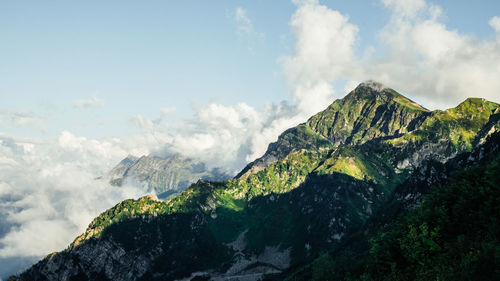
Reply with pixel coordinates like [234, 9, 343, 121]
[394, 131, 500, 209]
[109, 154, 231, 198]
[108, 155, 138, 186]
[13, 82, 500, 281]
[23, 239, 152, 281]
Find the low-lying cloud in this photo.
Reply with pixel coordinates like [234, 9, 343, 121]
[0, 132, 165, 278]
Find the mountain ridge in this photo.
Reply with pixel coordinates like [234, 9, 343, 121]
[237, 81, 475, 180]
[11, 81, 500, 281]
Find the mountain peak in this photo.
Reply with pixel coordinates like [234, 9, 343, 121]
[304, 82, 430, 146]
[344, 81, 427, 112]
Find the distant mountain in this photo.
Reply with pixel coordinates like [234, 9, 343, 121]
[13, 81, 500, 281]
[108, 154, 231, 199]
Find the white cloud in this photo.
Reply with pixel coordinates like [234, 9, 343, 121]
[230, 7, 265, 53]
[282, 1, 359, 115]
[9, 110, 43, 128]
[72, 94, 105, 109]
[381, 0, 426, 19]
[130, 107, 177, 133]
[127, 101, 300, 173]
[0, 131, 167, 262]
[490, 16, 500, 33]
[160, 107, 176, 117]
[368, 1, 500, 108]
[235, 7, 253, 36]
[281, 0, 500, 110]
[0, 110, 47, 133]
[160, 102, 287, 169]
[131, 114, 155, 131]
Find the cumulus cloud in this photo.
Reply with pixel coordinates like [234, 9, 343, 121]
[281, 0, 500, 110]
[370, 2, 500, 108]
[163, 102, 299, 170]
[282, 0, 359, 115]
[128, 101, 298, 173]
[72, 94, 105, 109]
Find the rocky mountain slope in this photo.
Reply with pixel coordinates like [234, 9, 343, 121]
[12, 81, 500, 281]
[109, 154, 230, 199]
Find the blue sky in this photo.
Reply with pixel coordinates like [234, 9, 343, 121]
[1, 1, 293, 138]
[1, 0, 499, 139]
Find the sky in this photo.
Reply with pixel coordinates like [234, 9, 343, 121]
[1, 0, 500, 279]
[1, 0, 499, 139]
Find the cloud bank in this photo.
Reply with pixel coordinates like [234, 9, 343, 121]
[0, 132, 168, 278]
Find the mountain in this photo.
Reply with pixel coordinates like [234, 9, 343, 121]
[108, 154, 231, 199]
[11, 81, 500, 281]
[237, 81, 431, 179]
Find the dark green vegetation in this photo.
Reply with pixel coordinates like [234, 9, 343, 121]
[280, 132, 500, 281]
[13, 82, 500, 280]
[360, 157, 500, 281]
